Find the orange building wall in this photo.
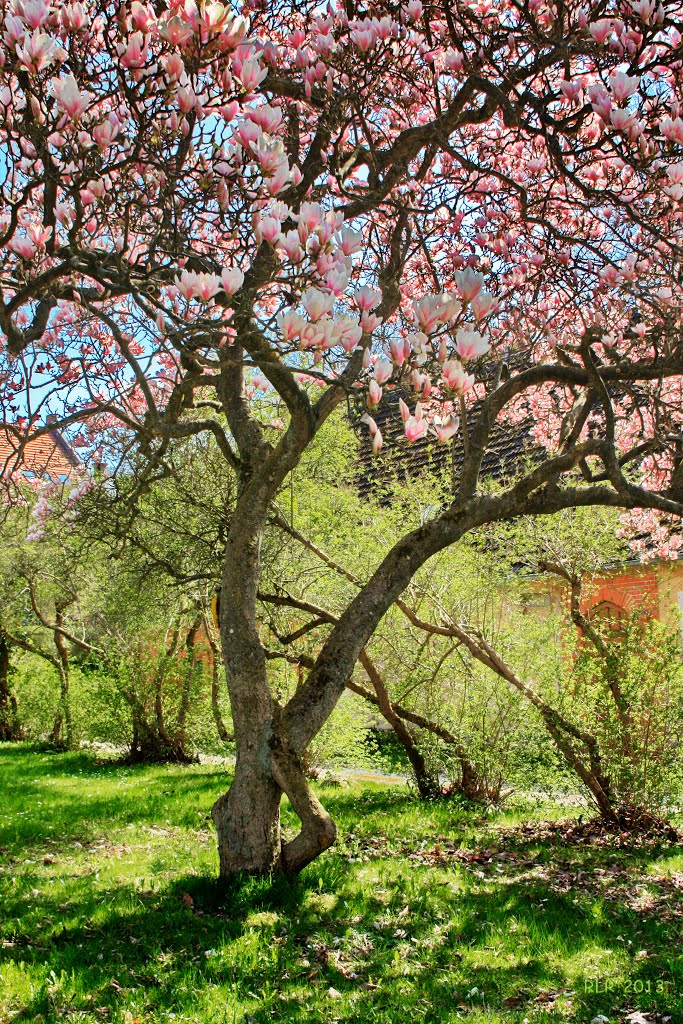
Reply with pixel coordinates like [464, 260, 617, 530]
[579, 567, 659, 620]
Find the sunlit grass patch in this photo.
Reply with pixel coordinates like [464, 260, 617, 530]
[1, 745, 681, 1023]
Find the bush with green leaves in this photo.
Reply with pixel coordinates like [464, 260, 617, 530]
[562, 614, 683, 820]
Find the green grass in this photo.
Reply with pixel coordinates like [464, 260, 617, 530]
[1, 745, 682, 1024]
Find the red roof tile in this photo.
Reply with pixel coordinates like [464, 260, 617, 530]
[0, 426, 79, 481]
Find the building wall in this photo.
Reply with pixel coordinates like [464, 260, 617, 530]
[654, 561, 683, 632]
[537, 560, 683, 639]
[579, 566, 659, 620]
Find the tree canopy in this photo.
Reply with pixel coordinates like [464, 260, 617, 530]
[2, 0, 683, 876]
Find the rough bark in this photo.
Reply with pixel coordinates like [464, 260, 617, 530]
[211, 434, 337, 875]
[212, 762, 284, 875]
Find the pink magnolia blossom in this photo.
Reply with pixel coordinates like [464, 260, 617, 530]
[404, 414, 428, 443]
[454, 268, 485, 302]
[159, 14, 193, 46]
[22, 0, 51, 29]
[333, 315, 362, 352]
[630, 0, 655, 20]
[302, 287, 334, 322]
[255, 216, 282, 245]
[373, 357, 393, 384]
[278, 231, 304, 262]
[444, 49, 463, 72]
[248, 104, 282, 133]
[610, 108, 635, 133]
[368, 379, 382, 407]
[162, 53, 185, 80]
[337, 226, 363, 256]
[175, 271, 219, 302]
[296, 202, 324, 237]
[559, 80, 581, 103]
[221, 267, 244, 295]
[118, 31, 148, 69]
[27, 224, 52, 247]
[92, 119, 119, 149]
[433, 414, 460, 443]
[471, 291, 495, 321]
[351, 25, 376, 52]
[238, 57, 267, 93]
[389, 337, 410, 365]
[454, 328, 489, 361]
[16, 30, 61, 74]
[324, 267, 349, 295]
[361, 412, 383, 452]
[222, 13, 249, 49]
[661, 117, 683, 146]
[9, 236, 37, 260]
[361, 411, 379, 435]
[442, 360, 475, 394]
[51, 73, 90, 120]
[354, 285, 382, 311]
[201, 2, 233, 33]
[589, 19, 613, 44]
[609, 72, 639, 105]
[360, 311, 383, 333]
[60, 1, 88, 30]
[278, 310, 305, 342]
[413, 294, 455, 332]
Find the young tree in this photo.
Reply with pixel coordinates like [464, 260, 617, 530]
[3, 0, 683, 875]
[0, 629, 23, 741]
[0, 499, 101, 748]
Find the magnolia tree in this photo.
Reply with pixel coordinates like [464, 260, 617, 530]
[2, 0, 683, 875]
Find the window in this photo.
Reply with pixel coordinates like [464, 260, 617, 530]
[588, 599, 627, 637]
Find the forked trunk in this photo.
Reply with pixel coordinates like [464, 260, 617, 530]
[212, 755, 283, 875]
[211, 688, 337, 876]
[212, 509, 336, 877]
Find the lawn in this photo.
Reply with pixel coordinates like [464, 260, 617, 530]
[0, 745, 681, 1024]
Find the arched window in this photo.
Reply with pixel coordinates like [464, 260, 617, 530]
[588, 599, 627, 637]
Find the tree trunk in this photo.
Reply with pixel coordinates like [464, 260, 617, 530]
[0, 632, 22, 742]
[172, 616, 202, 758]
[210, 657, 233, 744]
[357, 653, 440, 799]
[212, 505, 336, 876]
[211, 699, 338, 876]
[50, 610, 74, 750]
[202, 610, 233, 744]
[212, 752, 283, 875]
[50, 662, 72, 749]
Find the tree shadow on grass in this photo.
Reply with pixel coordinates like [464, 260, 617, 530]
[3, 850, 681, 1024]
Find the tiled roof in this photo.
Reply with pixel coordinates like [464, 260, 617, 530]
[0, 426, 79, 481]
[357, 391, 537, 499]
